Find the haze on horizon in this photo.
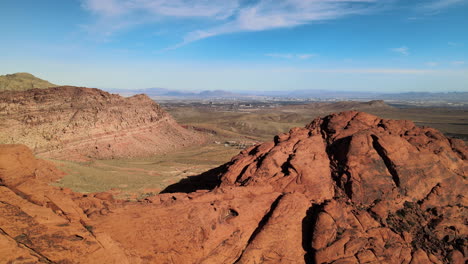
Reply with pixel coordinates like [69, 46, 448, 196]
[1, 0, 467, 93]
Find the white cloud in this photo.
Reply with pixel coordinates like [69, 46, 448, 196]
[420, 0, 466, 10]
[81, 0, 240, 41]
[452, 61, 465, 65]
[178, 0, 386, 47]
[234, 0, 377, 31]
[426, 62, 439, 67]
[83, 0, 126, 16]
[266, 53, 317, 60]
[82, 0, 239, 19]
[272, 67, 438, 75]
[391, 46, 410, 56]
[297, 54, 316, 60]
[81, 0, 389, 48]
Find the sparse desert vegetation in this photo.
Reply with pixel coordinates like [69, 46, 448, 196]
[0, 72, 57, 91]
[51, 144, 240, 199]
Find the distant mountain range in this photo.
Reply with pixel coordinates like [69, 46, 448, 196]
[0, 72, 57, 92]
[1, 73, 466, 103]
[107, 87, 468, 102]
[107, 87, 241, 98]
[378, 92, 468, 101]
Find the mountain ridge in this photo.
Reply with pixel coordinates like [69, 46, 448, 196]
[0, 86, 205, 160]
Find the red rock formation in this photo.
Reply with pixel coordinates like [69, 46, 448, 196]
[0, 111, 466, 263]
[0, 145, 135, 263]
[216, 111, 467, 263]
[0, 86, 205, 160]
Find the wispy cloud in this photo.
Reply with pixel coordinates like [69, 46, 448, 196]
[410, 0, 467, 18]
[452, 61, 465, 65]
[420, 0, 466, 10]
[297, 54, 316, 60]
[426, 62, 439, 67]
[81, 0, 239, 41]
[81, 0, 391, 48]
[272, 67, 439, 75]
[391, 46, 410, 56]
[82, 0, 239, 19]
[174, 0, 391, 48]
[266, 53, 317, 60]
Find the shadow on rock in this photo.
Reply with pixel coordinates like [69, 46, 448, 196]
[302, 204, 322, 264]
[160, 164, 228, 194]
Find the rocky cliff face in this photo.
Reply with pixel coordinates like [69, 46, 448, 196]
[0, 111, 466, 263]
[0, 86, 205, 160]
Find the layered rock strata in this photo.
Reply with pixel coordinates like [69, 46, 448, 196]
[0, 86, 205, 160]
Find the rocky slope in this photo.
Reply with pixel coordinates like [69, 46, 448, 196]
[0, 111, 466, 263]
[0, 72, 57, 92]
[0, 144, 136, 263]
[0, 86, 205, 160]
[218, 111, 467, 263]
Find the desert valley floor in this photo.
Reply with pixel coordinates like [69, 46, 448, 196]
[51, 98, 468, 200]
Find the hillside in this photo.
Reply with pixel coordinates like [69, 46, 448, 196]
[0, 72, 57, 91]
[0, 111, 466, 263]
[0, 86, 205, 160]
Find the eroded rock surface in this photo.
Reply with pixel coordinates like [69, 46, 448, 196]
[218, 111, 466, 263]
[0, 111, 466, 263]
[0, 86, 205, 160]
[0, 144, 134, 263]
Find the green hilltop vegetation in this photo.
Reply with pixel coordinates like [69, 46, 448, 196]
[0, 72, 57, 92]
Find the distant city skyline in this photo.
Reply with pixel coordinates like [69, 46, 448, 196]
[1, 0, 467, 92]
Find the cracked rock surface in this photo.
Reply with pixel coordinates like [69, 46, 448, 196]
[219, 111, 467, 263]
[0, 111, 466, 263]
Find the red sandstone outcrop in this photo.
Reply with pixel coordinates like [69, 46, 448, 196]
[0, 111, 466, 263]
[0, 86, 205, 160]
[217, 111, 466, 263]
[0, 145, 135, 263]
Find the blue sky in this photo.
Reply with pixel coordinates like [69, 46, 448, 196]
[0, 0, 467, 92]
